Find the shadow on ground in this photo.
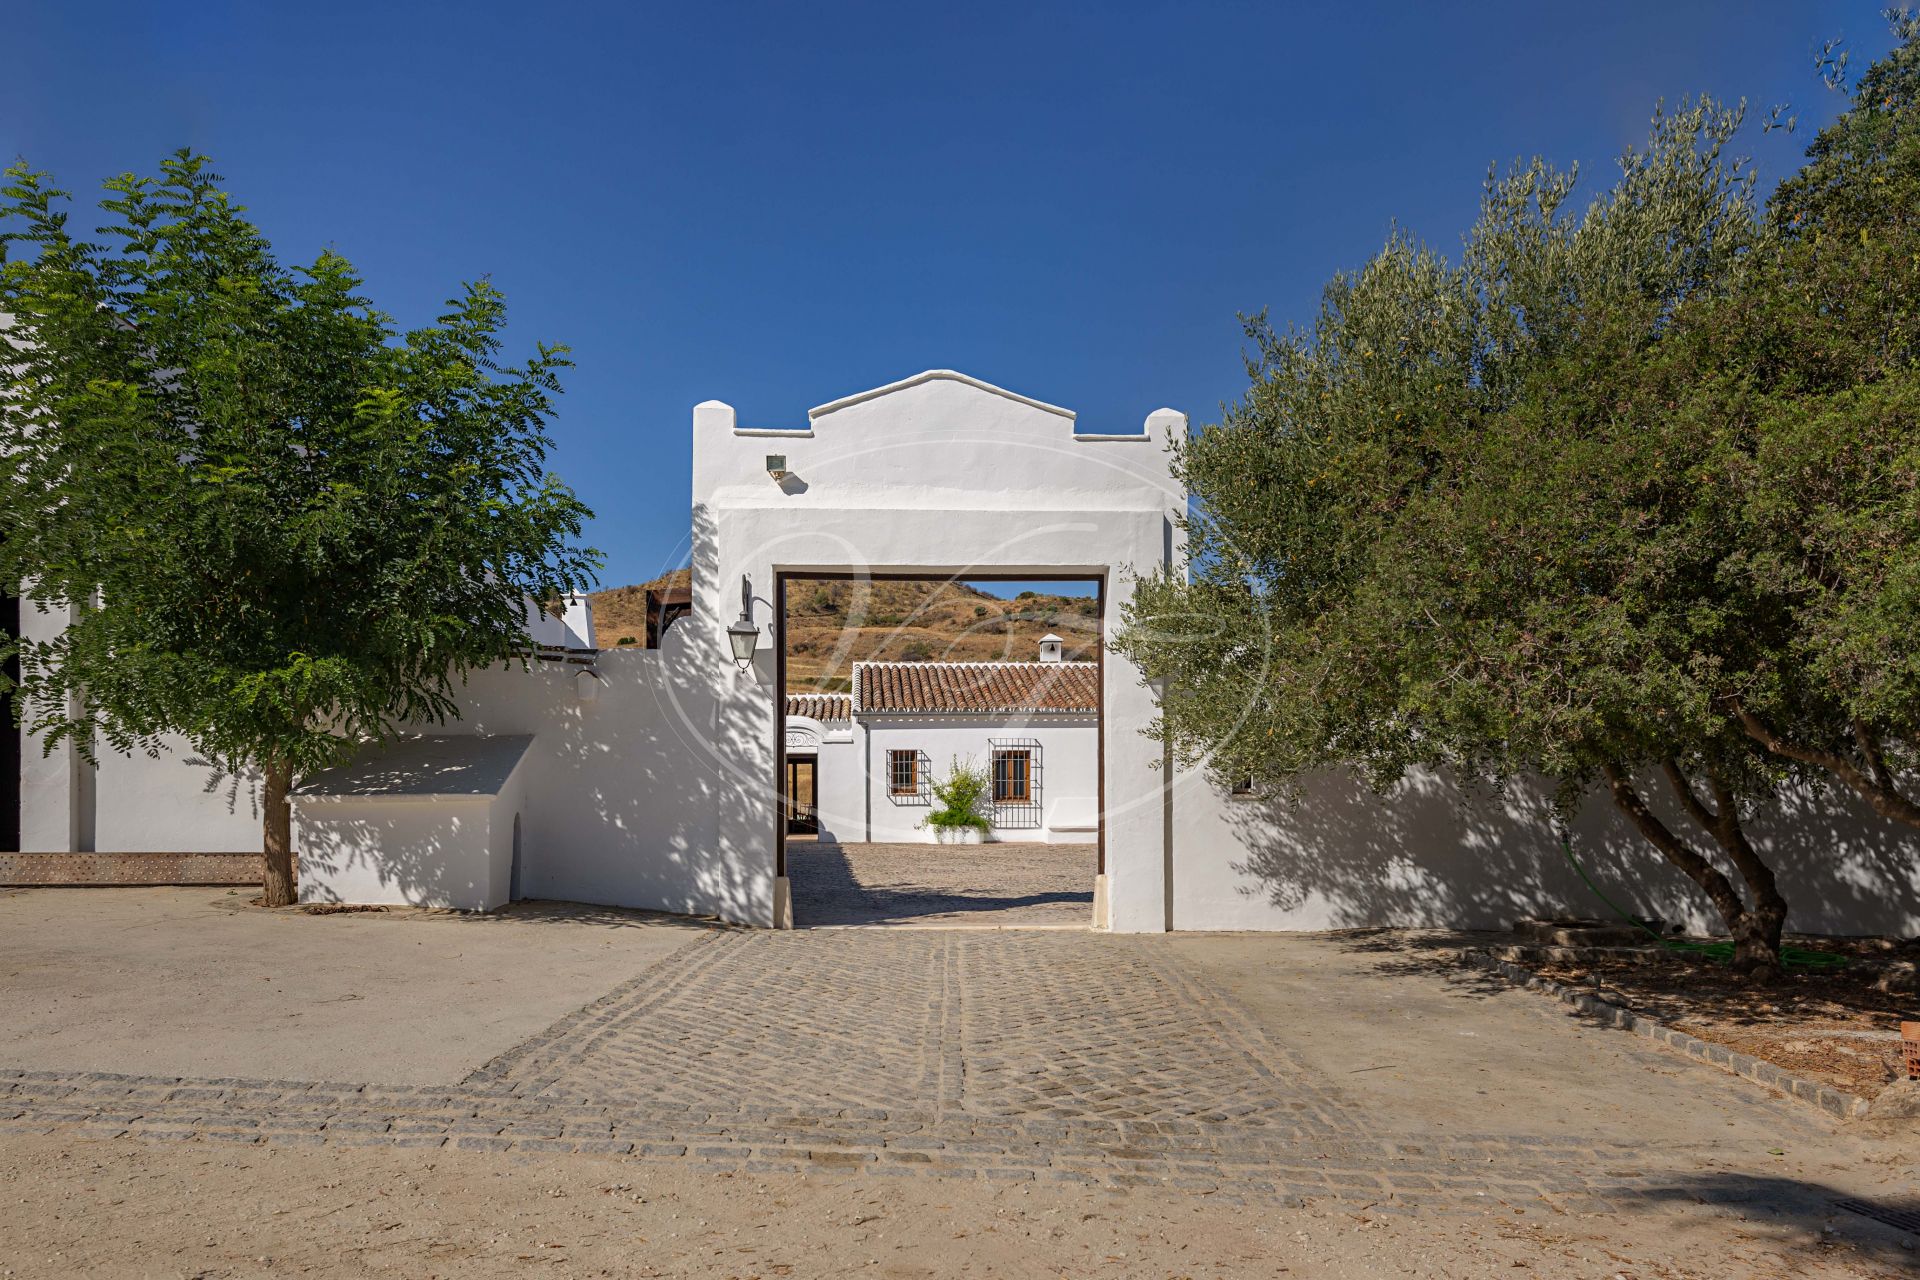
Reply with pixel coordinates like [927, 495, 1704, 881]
[788, 840, 1093, 927]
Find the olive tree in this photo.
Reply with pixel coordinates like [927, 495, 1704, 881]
[0, 151, 598, 905]
[1116, 101, 1810, 974]
[1707, 19, 1920, 828]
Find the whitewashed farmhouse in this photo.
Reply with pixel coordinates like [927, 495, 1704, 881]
[783, 636, 1098, 845]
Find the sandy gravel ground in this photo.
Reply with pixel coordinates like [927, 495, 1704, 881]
[5, 1133, 1914, 1280]
[0, 889, 703, 1083]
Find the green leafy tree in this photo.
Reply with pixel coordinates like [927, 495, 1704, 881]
[0, 151, 598, 905]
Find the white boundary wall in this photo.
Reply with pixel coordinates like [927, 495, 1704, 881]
[16, 367, 1920, 937]
[1172, 766, 1920, 938]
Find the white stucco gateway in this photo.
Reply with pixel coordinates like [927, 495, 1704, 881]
[16, 368, 1920, 938]
[695, 369, 1182, 929]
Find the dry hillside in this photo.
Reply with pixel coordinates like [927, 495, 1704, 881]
[589, 569, 690, 645]
[590, 571, 1098, 693]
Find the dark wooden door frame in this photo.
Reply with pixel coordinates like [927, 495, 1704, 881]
[772, 570, 1107, 888]
[1, 594, 17, 852]
[784, 755, 818, 835]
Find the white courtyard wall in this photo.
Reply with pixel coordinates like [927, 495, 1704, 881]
[16, 599, 90, 853]
[92, 741, 262, 853]
[805, 726, 863, 844]
[16, 598, 261, 855]
[404, 628, 752, 921]
[1169, 764, 1920, 938]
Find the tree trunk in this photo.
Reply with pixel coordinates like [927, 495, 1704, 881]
[1602, 762, 1784, 982]
[1701, 771, 1787, 980]
[262, 757, 296, 908]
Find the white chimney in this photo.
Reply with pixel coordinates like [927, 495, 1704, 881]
[1038, 633, 1064, 663]
[561, 593, 596, 649]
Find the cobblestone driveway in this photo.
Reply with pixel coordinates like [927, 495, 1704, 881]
[787, 840, 1094, 926]
[0, 928, 1822, 1210]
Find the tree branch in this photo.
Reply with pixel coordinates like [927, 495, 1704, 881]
[1661, 758, 1721, 832]
[1733, 705, 1920, 828]
[1601, 762, 1749, 927]
[1852, 718, 1895, 792]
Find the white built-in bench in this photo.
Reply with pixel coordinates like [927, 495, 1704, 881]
[1044, 797, 1099, 845]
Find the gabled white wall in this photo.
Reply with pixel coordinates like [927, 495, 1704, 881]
[691, 371, 1188, 930]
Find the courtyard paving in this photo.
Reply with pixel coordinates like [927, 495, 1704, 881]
[3, 892, 1912, 1237]
[786, 839, 1094, 927]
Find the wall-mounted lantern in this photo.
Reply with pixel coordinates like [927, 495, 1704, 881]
[726, 574, 761, 670]
[765, 454, 788, 482]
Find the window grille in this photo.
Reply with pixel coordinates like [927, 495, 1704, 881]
[990, 739, 1042, 829]
[888, 749, 930, 805]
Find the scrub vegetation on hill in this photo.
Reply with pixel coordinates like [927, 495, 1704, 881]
[592, 572, 1098, 693]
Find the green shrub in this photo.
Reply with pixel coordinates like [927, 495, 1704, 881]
[923, 757, 991, 832]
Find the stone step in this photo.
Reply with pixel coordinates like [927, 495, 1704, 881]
[1512, 918, 1648, 947]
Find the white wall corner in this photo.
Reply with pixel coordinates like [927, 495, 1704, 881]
[693, 399, 737, 434]
[1144, 408, 1187, 442]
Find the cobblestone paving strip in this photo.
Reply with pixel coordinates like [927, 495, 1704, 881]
[0, 929, 1812, 1211]
[0, 1069, 1666, 1209]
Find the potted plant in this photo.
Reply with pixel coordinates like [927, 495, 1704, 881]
[923, 756, 993, 845]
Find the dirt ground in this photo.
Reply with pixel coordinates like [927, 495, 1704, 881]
[5, 1133, 1916, 1280]
[0, 888, 704, 1082]
[1168, 930, 1881, 1147]
[5, 898, 1919, 1278]
[1522, 939, 1918, 1098]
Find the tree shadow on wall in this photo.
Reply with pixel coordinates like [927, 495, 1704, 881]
[1218, 766, 1920, 938]
[295, 507, 776, 924]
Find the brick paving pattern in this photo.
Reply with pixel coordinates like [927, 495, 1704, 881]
[787, 840, 1093, 927]
[0, 928, 1763, 1210]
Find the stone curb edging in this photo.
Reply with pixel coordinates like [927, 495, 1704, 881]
[0, 853, 263, 887]
[1457, 949, 1870, 1122]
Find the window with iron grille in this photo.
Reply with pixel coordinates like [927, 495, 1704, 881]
[990, 739, 1042, 829]
[993, 749, 1031, 802]
[887, 749, 929, 804]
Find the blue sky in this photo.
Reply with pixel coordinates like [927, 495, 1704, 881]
[4, 2, 1895, 589]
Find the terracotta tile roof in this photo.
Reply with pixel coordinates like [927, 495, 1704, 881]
[854, 661, 1099, 715]
[785, 693, 852, 721]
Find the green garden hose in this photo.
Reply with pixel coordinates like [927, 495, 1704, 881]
[1559, 832, 1847, 972]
